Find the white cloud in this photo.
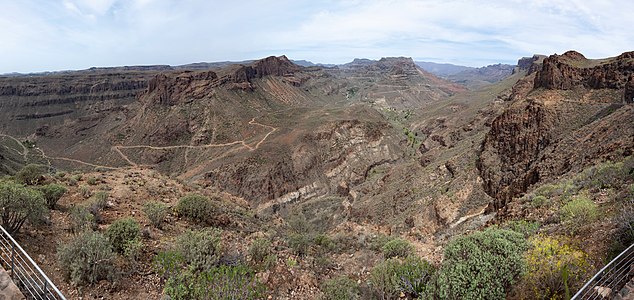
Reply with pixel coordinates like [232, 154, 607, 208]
[0, 0, 633, 73]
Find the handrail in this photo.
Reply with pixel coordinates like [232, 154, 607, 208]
[572, 242, 634, 299]
[0, 225, 65, 300]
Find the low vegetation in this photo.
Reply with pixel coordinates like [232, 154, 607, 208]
[164, 264, 263, 300]
[381, 238, 414, 259]
[433, 228, 528, 300]
[15, 164, 44, 185]
[38, 183, 67, 209]
[515, 236, 589, 300]
[105, 217, 141, 254]
[369, 255, 435, 299]
[142, 201, 168, 228]
[175, 228, 223, 271]
[321, 276, 360, 300]
[175, 193, 216, 224]
[0, 180, 47, 234]
[57, 231, 116, 286]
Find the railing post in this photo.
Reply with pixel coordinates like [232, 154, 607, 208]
[10, 242, 15, 280]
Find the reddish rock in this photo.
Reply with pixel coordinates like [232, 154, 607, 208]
[534, 51, 634, 90]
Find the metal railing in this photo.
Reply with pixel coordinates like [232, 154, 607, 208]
[572, 243, 634, 299]
[0, 225, 65, 300]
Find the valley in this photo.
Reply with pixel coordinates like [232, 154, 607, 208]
[0, 51, 633, 299]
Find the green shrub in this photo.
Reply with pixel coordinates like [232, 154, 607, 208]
[0, 181, 48, 234]
[15, 164, 44, 185]
[505, 220, 540, 237]
[559, 195, 598, 231]
[87, 177, 98, 185]
[79, 185, 91, 198]
[369, 256, 435, 299]
[432, 228, 528, 300]
[142, 201, 168, 228]
[38, 183, 67, 209]
[531, 195, 548, 208]
[71, 174, 83, 182]
[517, 236, 589, 300]
[382, 238, 414, 259]
[153, 250, 185, 282]
[176, 228, 222, 271]
[106, 217, 140, 253]
[123, 238, 143, 270]
[57, 231, 116, 286]
[175, 194, 215, 224]
[370, 234, 393, 251]
[314, 234, 336, 254]
[575, 160, 629, 190]
[321, 276, 360, 300]
[248, 238, 271, 266]
[69, 205, 97, 233]
[288, 233, 312, 256]
[164, 264, 263, 300]
[91, 191, 109, 210]
[287, 212, 312, 234]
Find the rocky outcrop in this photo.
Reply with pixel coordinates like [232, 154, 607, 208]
[146, 71, 218, 105]
[204, 118, 402, 205]
[480, 50, 634, 210]
[478, 100, 552, 209]
[624, 79, 634, 103]
[144, 56, 304, 104]
[534, 50, 634, 90]
[516, 54, 546, 75]
[0, 71, 154, 135]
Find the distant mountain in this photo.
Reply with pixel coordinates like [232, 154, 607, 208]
[416, 61, 515, 89]
[341, 58, 376, 68]
[447, 63, 515, 89]
[291, 60, 336, 68]
[415, 61, 472, 77]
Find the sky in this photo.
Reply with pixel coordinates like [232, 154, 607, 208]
[1, 0, 633, 73]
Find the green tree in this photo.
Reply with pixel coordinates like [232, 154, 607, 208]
[0, 181, 47, 234]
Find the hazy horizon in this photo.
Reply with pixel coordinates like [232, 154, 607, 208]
[2, 0, 633, 73]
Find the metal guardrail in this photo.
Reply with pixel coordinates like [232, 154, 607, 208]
[0, 225, 65, 300]
[572, 243, 634, 299]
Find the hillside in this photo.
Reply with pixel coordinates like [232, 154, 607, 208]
[0, 51, 632, 299]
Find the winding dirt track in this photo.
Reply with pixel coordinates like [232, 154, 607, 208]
[0, 118, 277, 173]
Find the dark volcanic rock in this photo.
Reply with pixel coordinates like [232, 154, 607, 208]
[479, 100, 552, 210]
[231, 55, 302, 84]
[146, 71, 218, 105]
[534, 50, 634, 90]
[516, 54, 546, 75]
[480, 50, 634, 211]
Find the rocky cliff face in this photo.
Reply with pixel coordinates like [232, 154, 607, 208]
[144, 56, 304, 105]
[516, 54, 546, 75]
[480, 51, 634, 210]
[534, 51, 634, 91]
[0, 72, 154, 135]
[478, 100, 552, 209]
